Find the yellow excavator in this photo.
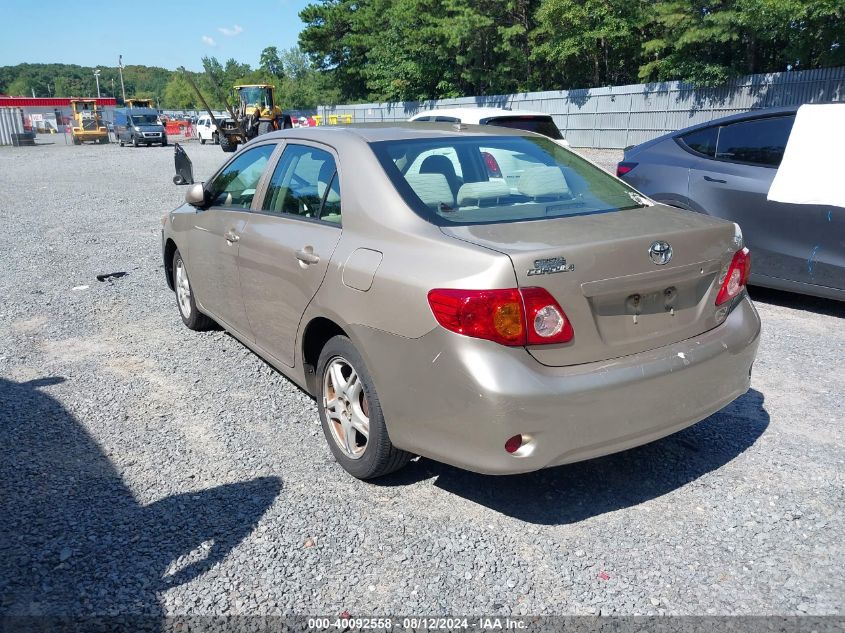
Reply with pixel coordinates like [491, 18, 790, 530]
[180, 69, 291, 152]
[70, 99, 109, 145]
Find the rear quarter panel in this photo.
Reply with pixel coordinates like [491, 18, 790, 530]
[625, 139, 696, 210]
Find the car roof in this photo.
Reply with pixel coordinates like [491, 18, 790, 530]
[408, 107, 552, 123]
[256, 122, 543, 147]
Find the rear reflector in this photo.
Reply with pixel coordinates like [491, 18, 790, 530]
[505, 434, 523, 454]
[427, 287, 573, 346]
[716, 248, 751, 305]
[616, 162, 637, 177]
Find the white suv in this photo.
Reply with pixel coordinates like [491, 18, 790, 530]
[196, 115, 219, 144]
[408, 107, 569, 146]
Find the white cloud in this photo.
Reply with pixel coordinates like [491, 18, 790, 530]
[201, 35, 217, 46]
[217, 24, 244, 37]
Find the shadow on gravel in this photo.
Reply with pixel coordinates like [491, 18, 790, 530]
[0, 376, 281, 624]
[749, 286, 844, 318]
[379, 389, 769, 525]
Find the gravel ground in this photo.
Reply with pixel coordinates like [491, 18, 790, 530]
[0, 138, 843, 619]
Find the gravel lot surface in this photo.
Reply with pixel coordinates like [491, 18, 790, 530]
[1, 138, 843, 618]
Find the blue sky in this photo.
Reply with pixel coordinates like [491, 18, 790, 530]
[0, 0, 314, 70]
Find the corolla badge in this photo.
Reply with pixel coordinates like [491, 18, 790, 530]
[649, 240, 672, 265]
[527, 256, 575, 276]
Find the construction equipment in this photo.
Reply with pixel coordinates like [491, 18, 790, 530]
[125, 98, 155, 109]
[70, 99, 109, 145]
[180, 68, 291, 153]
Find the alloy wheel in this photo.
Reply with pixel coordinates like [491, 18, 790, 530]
[323, 356, 370, 459]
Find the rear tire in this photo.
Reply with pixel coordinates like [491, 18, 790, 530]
[219, 136, 237, 153]
[316, 335, 411, 479]
[172, 249, 213, 331]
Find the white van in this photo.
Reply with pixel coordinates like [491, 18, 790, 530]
[196, 115, 219, 144]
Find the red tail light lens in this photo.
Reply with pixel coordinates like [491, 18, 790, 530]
[616, 162, 637, 177]
[481, 151, 502, 178]
[427, 287, 573, 346]
[716, 247, 751, 305]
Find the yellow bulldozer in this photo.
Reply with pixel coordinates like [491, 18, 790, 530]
[70, 99, 109, 145]
[180, 69, 292, 152]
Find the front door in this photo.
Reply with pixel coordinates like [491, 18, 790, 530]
[237, 142, 343, 367]
[188, 143, 276, 339]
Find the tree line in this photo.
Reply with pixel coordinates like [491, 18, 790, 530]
[299, 0, 844, 101]
[1, 0, 842, 108]
[0, 48, 335, 111]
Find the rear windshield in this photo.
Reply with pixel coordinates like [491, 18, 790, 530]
[371, 135, 646, 225]
[484, 115, 563, 140]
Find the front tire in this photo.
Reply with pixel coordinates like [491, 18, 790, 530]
[257, 120, 272, 136]
[219, 135, 237, 153]
[317, 336, 411, 479]
[172, 249, 213, 331]
[132, 135, 139, 148]
[212, 132, 219, 145]
[200, 137, 206, 145]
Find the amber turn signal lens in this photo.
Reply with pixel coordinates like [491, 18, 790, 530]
[493, 303, 524, 340]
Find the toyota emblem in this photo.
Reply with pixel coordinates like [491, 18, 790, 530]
[649, 240, 672, 265]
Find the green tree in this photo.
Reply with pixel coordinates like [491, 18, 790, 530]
[639, 0, 845, 85]
[532, 0, 646, 88]
[259, 46, 284, 79]
[163, 74, 197, 109]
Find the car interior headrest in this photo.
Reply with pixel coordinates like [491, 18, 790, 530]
[405, 173, 455, 208]
[456, 179, 510, 206]
[517, 166, 571, 199]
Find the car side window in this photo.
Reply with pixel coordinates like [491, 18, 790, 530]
[262, 144, 341, 222]
[678, 126, 718, 157]
[207, 144, 275, 209]
[434, 116, 460, 123]
[715, 115, 795, 167]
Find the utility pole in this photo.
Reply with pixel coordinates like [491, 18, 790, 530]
[93, 69, 101, 98]
[118, 55, 127, 103]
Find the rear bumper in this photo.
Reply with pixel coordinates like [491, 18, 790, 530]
[352, 295, 761, 475]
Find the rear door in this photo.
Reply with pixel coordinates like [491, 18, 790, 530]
[187, 143, 276, 339]
[237, 142, 343, 367]
[687, 114, 826, 286]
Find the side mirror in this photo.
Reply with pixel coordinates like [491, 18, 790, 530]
[185, 183, 207, 207]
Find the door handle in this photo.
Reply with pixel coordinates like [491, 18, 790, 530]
[703, 175, 727, 184]
[295, 249, 320, 265]
[224, 230, 240, 243]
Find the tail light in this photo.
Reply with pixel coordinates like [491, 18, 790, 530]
[716, 248, 751, 305]
[616, 162, 637, 177]
[427, 287, 573, 346]
[481, 151, 502, 178]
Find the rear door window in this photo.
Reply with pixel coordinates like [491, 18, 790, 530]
[714, 115, 795, 167]
[678, 126, 718, 157]
[262, 144, 341, 222]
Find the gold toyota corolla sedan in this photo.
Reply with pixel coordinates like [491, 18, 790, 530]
[162, 124, 761, 479]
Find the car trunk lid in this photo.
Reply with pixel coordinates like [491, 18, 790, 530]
[440, 204, 740, 366]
